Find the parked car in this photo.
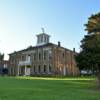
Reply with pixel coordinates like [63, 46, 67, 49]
[80, 70, 93, 76]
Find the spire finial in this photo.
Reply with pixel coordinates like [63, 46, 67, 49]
[41, 28, 45, 33]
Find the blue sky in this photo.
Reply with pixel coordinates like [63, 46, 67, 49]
[0, 0, 100, 60]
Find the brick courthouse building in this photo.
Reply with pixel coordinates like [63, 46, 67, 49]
[8, 31, 79, 76]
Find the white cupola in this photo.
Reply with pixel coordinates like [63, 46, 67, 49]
[36, 28, 50, 46]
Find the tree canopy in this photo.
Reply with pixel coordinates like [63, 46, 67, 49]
[76, 13, 100, 74]
[0, 53, 4, 61]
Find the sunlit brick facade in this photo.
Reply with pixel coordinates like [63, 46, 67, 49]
[8, 32, 79, 76]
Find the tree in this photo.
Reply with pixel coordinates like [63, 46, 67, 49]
[0, 53, 4, 61]
[85, 13, 100, 33]
[76, 13, 100, 88]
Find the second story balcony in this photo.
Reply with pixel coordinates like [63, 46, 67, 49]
[18, 56, 31, 66]
[18, 60, 31, 66]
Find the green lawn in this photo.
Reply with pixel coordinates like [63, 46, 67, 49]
[0, 76, 100, 100]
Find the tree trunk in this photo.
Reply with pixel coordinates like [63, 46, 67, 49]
[96, 72, 100, 88]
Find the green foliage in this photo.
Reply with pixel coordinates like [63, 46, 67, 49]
[76, 13, 100, 73]
[85, 13, 100, 33]
[0, 53, 4, 61]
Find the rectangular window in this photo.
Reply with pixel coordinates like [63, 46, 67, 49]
[27, 55, 31, 61]
[38, 36, 40, 43]
[44, 51, 47, 60]
[40, 36, 43, 42]
[49, 50, 52, 60]
[11, 57, 15, 63]
[22, 55, 26, 61]
[62, 53, 65, 58]
[34, 53, 36, 61]
[44, 36, 46, 42]
[44, 65, 46, 73]
[49, 65, 52, 73]
[44, 50, 48, 60]
[34, 66, 36, 73]
[39, 53, 41, 60]
[38, 65, 41, 73]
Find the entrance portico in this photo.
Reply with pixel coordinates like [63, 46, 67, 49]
[18, 65, 31, 76]
[18, 60, 31, 76]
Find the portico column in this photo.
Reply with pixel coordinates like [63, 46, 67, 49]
[17, 65, 19, 76]
[63, 66, 66, 76]
[47, 65, 49, 74]
[25, 65, 27, 76]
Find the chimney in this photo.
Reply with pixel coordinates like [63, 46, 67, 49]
[73, 48, 75, 53]
[58, 41, 61, 47]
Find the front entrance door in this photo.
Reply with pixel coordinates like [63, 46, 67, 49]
[25, 66, 31, 76]
[20, 66, 25, 76]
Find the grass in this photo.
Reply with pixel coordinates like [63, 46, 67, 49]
[0, 76, 99, 100]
